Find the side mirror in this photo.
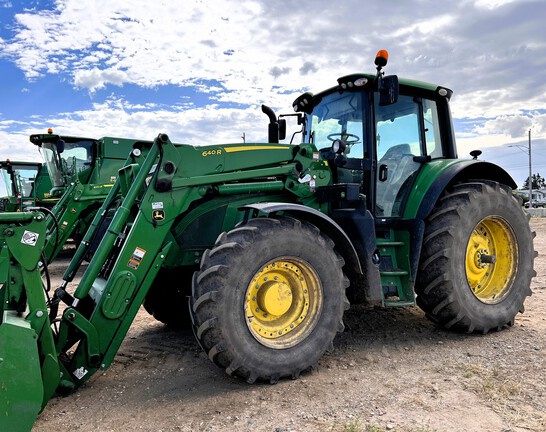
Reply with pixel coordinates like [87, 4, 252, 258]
[379, 75, 399, 106]
[278, 119, 286, 141]
[56, 139, 65, 154]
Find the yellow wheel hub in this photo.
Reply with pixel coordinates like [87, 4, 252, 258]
[245, 258, 323, 349]
[465, 216, 517, 304]
[257, 278, 293, 316]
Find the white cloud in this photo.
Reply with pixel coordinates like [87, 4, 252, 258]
[0, 3, 535, 92]
[0, 96, 294, 162]
[73, 67, 129, 92]
[0, 0, 545, 176]
[0, 121, 45, 162]
[474, 115, 541, 139]
[391, 14, 455, 39]
[473, 0, 519, 9]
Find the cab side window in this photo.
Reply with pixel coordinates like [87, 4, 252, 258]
[375, 94, 440, 217]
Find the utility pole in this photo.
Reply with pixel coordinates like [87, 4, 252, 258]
[509, 129, 533, 206]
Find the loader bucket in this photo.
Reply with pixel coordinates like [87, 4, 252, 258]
[0, 315, 44, 432]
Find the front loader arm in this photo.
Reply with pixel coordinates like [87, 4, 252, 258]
[50, 134, 197, 389]
[0, 136, 164, 431]
[0, 211, 60, 431]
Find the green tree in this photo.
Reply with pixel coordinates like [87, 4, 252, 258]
[521, 173, 545, 190]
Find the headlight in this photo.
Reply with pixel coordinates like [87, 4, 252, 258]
[332, 139, 346, 154]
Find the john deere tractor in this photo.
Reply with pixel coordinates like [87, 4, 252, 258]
[29, 132, 156, 262]
[0, 51, 535, 431]
[30, 131, 99, 198]
[1, 132, 100, 214]
[0, 160, 53, 212]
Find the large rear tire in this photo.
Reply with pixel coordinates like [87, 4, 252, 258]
[190, 216, 349, 383]
[416, 181, 535, 333]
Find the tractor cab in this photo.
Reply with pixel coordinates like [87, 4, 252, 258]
[289, 50, 466, 306]
[30, 130, 97, 197]
[295, 51, 455, 220]
[0, 160, 51, 211]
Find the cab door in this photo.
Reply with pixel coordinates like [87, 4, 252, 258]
[374, 94, 442, 218]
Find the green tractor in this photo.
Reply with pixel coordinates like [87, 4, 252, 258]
[30, 130, 99, 198]
[0, 160, 53, 212]
[29, 132, 155, 262]
[1, 131, 103, 214]
[0, 51, 535, 431]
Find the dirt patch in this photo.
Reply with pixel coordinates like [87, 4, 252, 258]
[33, 218, 546, 432]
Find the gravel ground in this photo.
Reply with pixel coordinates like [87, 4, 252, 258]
[33, 218, 546, 432]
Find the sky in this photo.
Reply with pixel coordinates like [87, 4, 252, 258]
[0, 0, 545, 188]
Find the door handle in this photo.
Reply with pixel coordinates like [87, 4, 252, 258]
[379, 164, 388, 182]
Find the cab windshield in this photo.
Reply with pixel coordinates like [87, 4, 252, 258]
[304, 91, 366, 158]
[40, 140, 94, 187]
[12, 164, 40, 197]
[0, 164, 39, 197]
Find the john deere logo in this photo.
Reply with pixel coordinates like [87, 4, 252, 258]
[152, 210, 165, 221]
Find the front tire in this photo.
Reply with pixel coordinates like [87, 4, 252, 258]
[190, 216, 349, 383]
[416, 181, 535, 333]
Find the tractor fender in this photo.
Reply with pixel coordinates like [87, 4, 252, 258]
[416, 160, 517, 221]
[240, 202, 363, 276]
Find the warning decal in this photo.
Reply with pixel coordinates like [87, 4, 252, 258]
[128, 247, 146, 270]
[73, 367, 88, 380]
[21, 230, 39, 246]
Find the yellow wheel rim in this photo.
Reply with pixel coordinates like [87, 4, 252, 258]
[244, 257, 323, 349]
[465, 216, 517, 304]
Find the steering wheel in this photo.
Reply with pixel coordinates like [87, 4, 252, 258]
[327, 133, 360, 143]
